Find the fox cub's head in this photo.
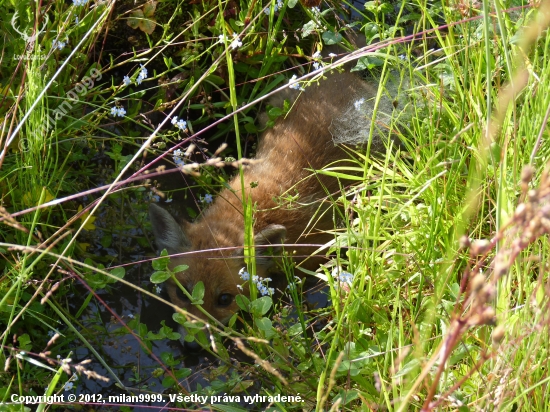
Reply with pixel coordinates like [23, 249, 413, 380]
[149, 203, 286, 346]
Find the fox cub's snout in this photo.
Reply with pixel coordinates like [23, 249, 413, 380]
[150, 71, 383, 344]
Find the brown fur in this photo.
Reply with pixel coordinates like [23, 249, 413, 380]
[150, 71, 378, 342]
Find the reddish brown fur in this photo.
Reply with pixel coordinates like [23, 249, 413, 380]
[150, 71, 376, 341]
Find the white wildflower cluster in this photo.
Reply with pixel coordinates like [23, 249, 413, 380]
[63, 373, 79, 392]
[288, 75, 305, 91]
[311, 50, 323, 70]
[52, 40, 66, 50]
[264, 0, 284, 15]
[171, 116, 188, 131]
[173, 148, 185, 168]
[136, 65, 148, 85]
[354, 98, 365, 111]
[286, 276, 303, 292]
[122, 65, 148, 87]
[72, 0, 89, 6]
[238, 267, 274, 296]
[331, 267, 354, 284]
[218, 33, 242, 50]
[110, 106, 126, 117]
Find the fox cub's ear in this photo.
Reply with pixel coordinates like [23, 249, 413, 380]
[149, 203, 191, 254]
[254, 224, 287, 266]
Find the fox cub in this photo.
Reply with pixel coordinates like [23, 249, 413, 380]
[150, 70, 383, 343]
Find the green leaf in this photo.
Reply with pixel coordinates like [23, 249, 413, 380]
[17, 334, 32, 351]
[192, 282, 205, 302]
[152, 251, 170, 270]
[322, 31, 343, 45]
[127, 10, 143, 30]
[244, 123, 258, 133]
[173, 312, 186, 325]
[160, 352, 179, 367]
[143, 1, 157, 17]
[268, 107, 283, 118]
[256, 317, 272, 331]
[235, 294, 250, 312]
[249, 296, 272, 317]
[150, 271, 171, 283]
[184, 321, 204, 330]
[173, 264, 189, 273]
[176, 368, 192, 379]
[352, 56, 384, 71]
[110, 267, 125, 280]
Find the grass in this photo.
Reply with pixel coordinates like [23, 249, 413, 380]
[1, 0, 550, 410]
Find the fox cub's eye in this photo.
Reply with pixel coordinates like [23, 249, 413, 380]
[176, 287, 190, 302]
[218, 293, 233, 306]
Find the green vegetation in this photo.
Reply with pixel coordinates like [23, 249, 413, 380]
[1, 0, 550, 410]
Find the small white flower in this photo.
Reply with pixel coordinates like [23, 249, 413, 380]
[123, 75, 131, 86]
[218, 34, 227, 43]
[155, 285, 162, 294]
[47, 330, 55, 337]
[230, 33, 242, 49]
[201, 193, 213, 203]
[52, 40, 66, 50]
[171, 116, 187, 131]
[331, 267, 354, 284]
[312, 50, 321, 59]
[127, 313, 134, 319]
[312, 62, 320, 70]
[74, 16, 79, 24]
[72, 0, 89, 6]
[64, 382, 74, 391]
[288, 74, 305, 91]
[176, 119, 187, 130]
[138, 64, 148, 80]
[328, 52, 337, 58]
[339, 272, 354, 284]
[354, 98, 365, 111]
[136, 64, 148, 85]
[258, 285, 268, 296]
[237, 284, 244, 290]
[110, 107, 119, 116]
[239, 267, 250, 281]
